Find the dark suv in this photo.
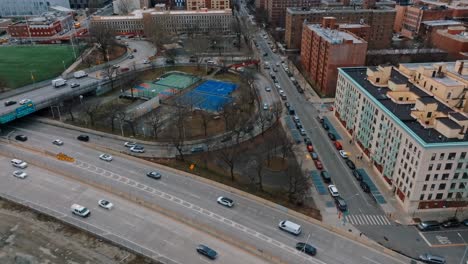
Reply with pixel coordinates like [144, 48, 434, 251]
[77, 135, 89, 142]
[334, 197, 348, 211]
[4, 100, 16, 106]
[196, 245, 217, 259]
[352, 170, 363, 181]
[15, 135, 28, 141]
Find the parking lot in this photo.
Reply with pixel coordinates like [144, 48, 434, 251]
[418, 228, 468, 247]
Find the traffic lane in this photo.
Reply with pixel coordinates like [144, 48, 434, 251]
[0, 157, 268, 264]
[418, 228, 468, 247]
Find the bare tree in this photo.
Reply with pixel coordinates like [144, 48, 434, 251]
[143, 14, 170, 49]
[116, 109, 127, 136]
[199, 111, 210, 137]
[82, 101, 102, 127]
[257, 111, 271, 137]
[253, 153, 265, 191]
[88, 23, 116, 63]
[231, 18, 242, 51]
[219, 147, 239, 181]
[220, 102, 235, 131]
[171, 104, 189, 160]
[287, 164, 309, 205]
[271, 101, 283, 123]
[146, 111, 164, 139]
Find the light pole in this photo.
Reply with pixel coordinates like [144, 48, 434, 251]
[459, 232, 467, 264]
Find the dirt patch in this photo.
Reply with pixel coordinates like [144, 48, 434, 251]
[0, 198, 157, 264]
[265, 156, 288, 171]
[76, 45, 127, 70]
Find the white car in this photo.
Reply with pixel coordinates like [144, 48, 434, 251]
[275, 83, 281, 89]
[19, 99, 31, 105]
[263, 103, 269, 110]
[98, 199, 113, 210]
[99, 154, 113, 162]
[124, 142, 137, 148]
[300, 129, 306, 136]
[143, 59, 150, 64]
[52, 139, 64, 146]
[265, 86, 271, 92]
[217, 196, 234, 208]
[130, 145, 145, 153]
[339, 150, 348, 159]
[13, 170, 27, 179]
[328, 185, 340, 197]
[71, 204, 90, 217]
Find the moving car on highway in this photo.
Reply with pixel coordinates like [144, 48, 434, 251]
[13, 170, 27, 179]
[217, 196, 234, 208]
[295, 242, 317, 256]
[196, 244, 217, 260]
[71, 204, 90, 218]
[52, 139, 64, 146]
[98, 199, 114, 210]
[99, 154, 113, 162]
[147, 171, 162, 179]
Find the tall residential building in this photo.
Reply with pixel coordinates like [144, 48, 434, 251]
[334, 61, 468, 213]
[431, 26, 468, 60]
[90, 8, 234, 35]
[186, 0, 230, 10]
[394, 0, 468, 39]
[300, 17, 368, 97]
[285, 6, 395, 51]
[0, 0, 70, 17]
[266, 0, 320, 28]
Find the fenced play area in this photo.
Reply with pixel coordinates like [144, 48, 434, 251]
[178, 80, 238, 112]
[125, 72, 200, 99]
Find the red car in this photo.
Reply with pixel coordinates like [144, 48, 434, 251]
[314, 160, 323, 170]
[334, 141, 343, 150]
[307, 145, 313, 152]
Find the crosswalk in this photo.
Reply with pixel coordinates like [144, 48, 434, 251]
[346, 214, 392, 225]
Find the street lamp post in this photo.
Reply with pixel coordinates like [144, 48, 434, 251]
[459, 233, 467, 264]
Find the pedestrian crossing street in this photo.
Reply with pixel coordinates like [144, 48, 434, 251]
[346, 214, 392, 225]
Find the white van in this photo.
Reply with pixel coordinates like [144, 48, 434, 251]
[71, 204, 90, 217]
[73, 70, 88, 79]
[11, 159, 28, 169]
[278, 220, 301, 235]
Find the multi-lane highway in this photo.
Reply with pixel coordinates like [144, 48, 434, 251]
[1, 121, 412, 264]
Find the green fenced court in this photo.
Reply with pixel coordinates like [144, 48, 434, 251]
[0, 45, 80, 88]
[156, 72, 200, 89]
[126, 72, 200, 99]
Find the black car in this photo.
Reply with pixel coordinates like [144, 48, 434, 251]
[196, 244, 217, 259]
[360, 181, 371, 193]
[328, 132, 336, 141]
[4, 100, 16, 106]
[166, 59, 175, 64]
[441, 218, 460, 228]
[352, 170, 363, 181]
[334, 197, 347, 211]
[304, 137, 312, 145]
[345, 159, 356, 170]
[263, 52, 268, 56]
[322, 122, 329, 130]
[463, 219, 468, 226]
[284, 102, 290, 109]
[147, 171, 162, 179]
[15, 135, 28, 141]
[296, 123, 303, 129]
[295, 242, 317, 256]
[320, 171, 331, 183]
[77, 135, 89, 142]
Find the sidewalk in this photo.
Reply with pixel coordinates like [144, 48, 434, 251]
[322, 110, 416, 225]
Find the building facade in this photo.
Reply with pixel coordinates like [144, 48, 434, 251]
[285, 6, 395, 51]
[334, 61, 468, 213]
[300, 18, 368, 97]
[186, 0, 230, 10]
[432, 26, 468, 60]
[266, 0, 320, 28]
[90, 8, 234, 35]
[69, 0, 108, 9]
[7, 14, 74, 39]
[0, 0, 70, 17]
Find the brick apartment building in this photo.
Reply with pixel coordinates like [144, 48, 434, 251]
[7, 14, 73, 39]
[335, 61, 468, 213]
[432, 26, 468, 60]
[285, 4, 395, 51]
[394, 0, 468, 39]
[186, 0, 230, 10]
[266, 0, 320, 28]
[300, 17, 368, 97]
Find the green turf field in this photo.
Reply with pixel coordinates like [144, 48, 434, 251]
[0, 45, 79, 88]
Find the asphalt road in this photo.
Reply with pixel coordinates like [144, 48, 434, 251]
[0, 155, 267, 264]
[1, 125, 412, 264]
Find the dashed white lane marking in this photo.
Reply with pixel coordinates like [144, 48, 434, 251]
[71, 159, 324, 264]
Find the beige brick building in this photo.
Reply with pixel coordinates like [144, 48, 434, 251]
[334, 61, 468, 213]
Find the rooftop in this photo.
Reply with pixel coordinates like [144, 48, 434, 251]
[92, 8, 232, 20]
[287, 6, 395, 15]
[307, 24, 365, 44]
[341, 67, 468, 144]
[422, 20, 463, 27]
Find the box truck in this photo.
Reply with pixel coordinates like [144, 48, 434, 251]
[52, 78, 67, 88]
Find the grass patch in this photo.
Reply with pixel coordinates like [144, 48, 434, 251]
[0, 45, 80, 88]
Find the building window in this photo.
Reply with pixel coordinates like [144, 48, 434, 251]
[448, 153, 456, 160]
[445, 163, 452, 170]
[450, 183, 456, 189]
[422, 184, 427, 191]
[442, 173, 449, 180]
[436, 164, 441, 170]
[420, 194, 425, 200]
[439, 183, 446, 190]
[433, 174, 438, 180]
[428, 164, 433, 171]
[430, 184, 435, 191]
[435, 193, 443, 200]
[461, 152, 466, 159]
[439, 153, 445, 160]
[458, 163, 463, 169]
[427, 194, 432, 200]
[447, 192, 453, 199]
[454, 173, 460, 179]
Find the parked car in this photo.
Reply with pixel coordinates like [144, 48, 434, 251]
[352, 170, 363, 181]
[311, 152, 319, 160]
[196, 245, 217, 260]
[265, 86, 271, 92]
[4, 100, 16, 106]
[52, 139, 64, 146]
[295, 242, 317, 256]
[334, 197, 347, 211]
[306, 145, 313, 153]
[284, 102, 290, 109]
[98, 199, 113, 210]
[463, 219, 468, 226]
[299, 128, 306, 136]
[314, 160, 323, 170]
[217, 196, 234, 208]
[346, 159, 356, 170]
[418, 221, 440, 231]
[338, 150, 348, 159]
[13, 170, 27, 179]
[441, 218, 460, 228]
[321, 171, 331, 183]
[322, 122, 329, 130]
[99, 153, 113, 162]
[328, 132, 336, 141]
[147, 171, 162, 179]
[77, 135, 89, 141]
[304, 137, 312, 145]
[334, 141, 343, 150]
[328, 185, 340, 197]
[360, 181, 371, 193]
[263, 103, 269, 110]
[418, 253, 446, 264]
[15, 135, 28, 141]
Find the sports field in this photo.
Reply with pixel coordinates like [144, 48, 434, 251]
[0, 45, 78, 88]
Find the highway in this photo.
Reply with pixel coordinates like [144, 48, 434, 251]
[1, 123, 412, 264]
[0, 154, 267, 264]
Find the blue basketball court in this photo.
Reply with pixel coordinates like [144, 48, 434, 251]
[179, 80, 238, 111]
